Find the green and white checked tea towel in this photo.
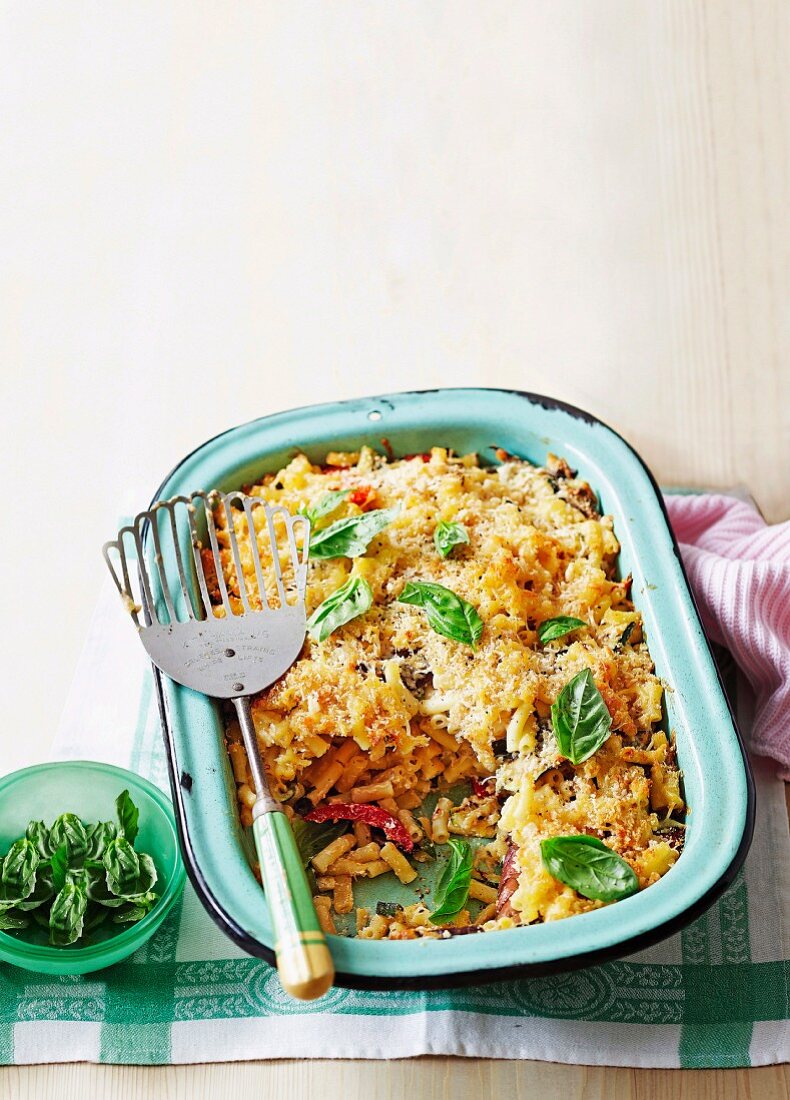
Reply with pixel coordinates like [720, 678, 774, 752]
[1, 576, 787, 1068]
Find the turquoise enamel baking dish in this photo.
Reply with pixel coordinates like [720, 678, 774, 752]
[147, 388, 754, 989]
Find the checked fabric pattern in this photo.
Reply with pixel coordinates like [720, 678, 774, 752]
[1, 566, 787, 1067]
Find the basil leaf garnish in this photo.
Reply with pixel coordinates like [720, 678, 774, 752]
[429, 838, 474, 923]
[49, 882, 88, 946]
[551, 668, 612, 764]
[300, 489, 350, 526]
[309, 506, 399, 560]
[116, 790, 139, 846]
[307, 576, 373, 642]
[537, 616, 585, 645]
[433, 521, 469, 559]
[291, 819, 348, 868]
[49, 813, 88, 867]
[398, 580, 483, 649]
[540, 835, 639, 902]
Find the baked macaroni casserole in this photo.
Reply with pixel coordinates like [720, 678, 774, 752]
[212, 446, 686, 938]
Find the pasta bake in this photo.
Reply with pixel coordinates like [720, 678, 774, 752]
[212, 446, 686, 938]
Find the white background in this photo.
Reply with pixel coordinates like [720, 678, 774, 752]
[0, 3, 787, 774]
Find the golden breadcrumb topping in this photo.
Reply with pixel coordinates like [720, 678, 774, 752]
[215, 447, 685, 937]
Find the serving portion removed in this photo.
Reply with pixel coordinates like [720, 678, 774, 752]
[211, 446, 686, 939]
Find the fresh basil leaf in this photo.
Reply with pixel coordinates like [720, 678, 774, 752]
[111, 893, 158, 924]
[0, 839, 39, 904]
[537, 616, 586, 645]
[0, 909, 29, 931]
[309, 506, 399, 560]
[551, 668, 612, 764]
[103, 836, 141, 898]
[126, 853, 158, 900]
[16, 866, 55, 911]
[96, 845, 156, 903]
[85, 864, 130, 908]
[49, 882, 88, 946]
[300, 489, 350, 526]
[433, 521, 470, 559]
[116, 790, 139, 846]
[398, 581, 483, 649]
[25, 820, 53, 858]
[429, 838, 474, 923]
[307, 576, 373, 642]
[540, 835, 639, 902]
[291, 819, 347, 868]
[86, 821, 118, 861]
[65, 866, 91, 890]
[49, 813, 88, 867]
[49, 844, 69, 892]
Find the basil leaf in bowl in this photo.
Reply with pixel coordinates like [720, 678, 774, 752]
[537, 616, 585, 644]
[15, 866, 55, 912]
[116, 790, 139, 846]
[307, 576, 373, 642]
[85, 821, 118, 861]
[0, 911, 29, 931]
[433, 520, 469, 559]
[103, 837, 143, 898]
[398, 580, 483, 649]
[25, 821, 53, 859]
[49, 845, 69, 892]
[48, 813, 88, 867]
[49, 881, 88, 946]
[551, 668, 612, 764]
[540, 835, 639, 902]
[0, 839, 39, 905]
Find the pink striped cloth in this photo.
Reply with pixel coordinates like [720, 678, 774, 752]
[664, 493, 790, 779]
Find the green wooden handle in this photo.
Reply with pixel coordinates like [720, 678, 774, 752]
[252, 811, 335, 1000]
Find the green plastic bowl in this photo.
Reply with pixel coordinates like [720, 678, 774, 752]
[0, 760, 186, 975]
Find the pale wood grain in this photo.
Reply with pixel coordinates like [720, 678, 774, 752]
[0, 0, 786, 1096]
[1, 1061, 788, 1100]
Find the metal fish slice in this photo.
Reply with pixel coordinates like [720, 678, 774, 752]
[103, 490, 334, 1000]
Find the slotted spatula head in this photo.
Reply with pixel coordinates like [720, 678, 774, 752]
[102, 490, 311, 698]
[103, 491, 335, 1002]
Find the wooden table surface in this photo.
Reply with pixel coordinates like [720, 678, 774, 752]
[0, 1, 787, 1096]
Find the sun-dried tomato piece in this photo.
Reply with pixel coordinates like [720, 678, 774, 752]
[304, 802, 414, 852]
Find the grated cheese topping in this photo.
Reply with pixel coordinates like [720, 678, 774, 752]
[214, 446, 685, 934]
